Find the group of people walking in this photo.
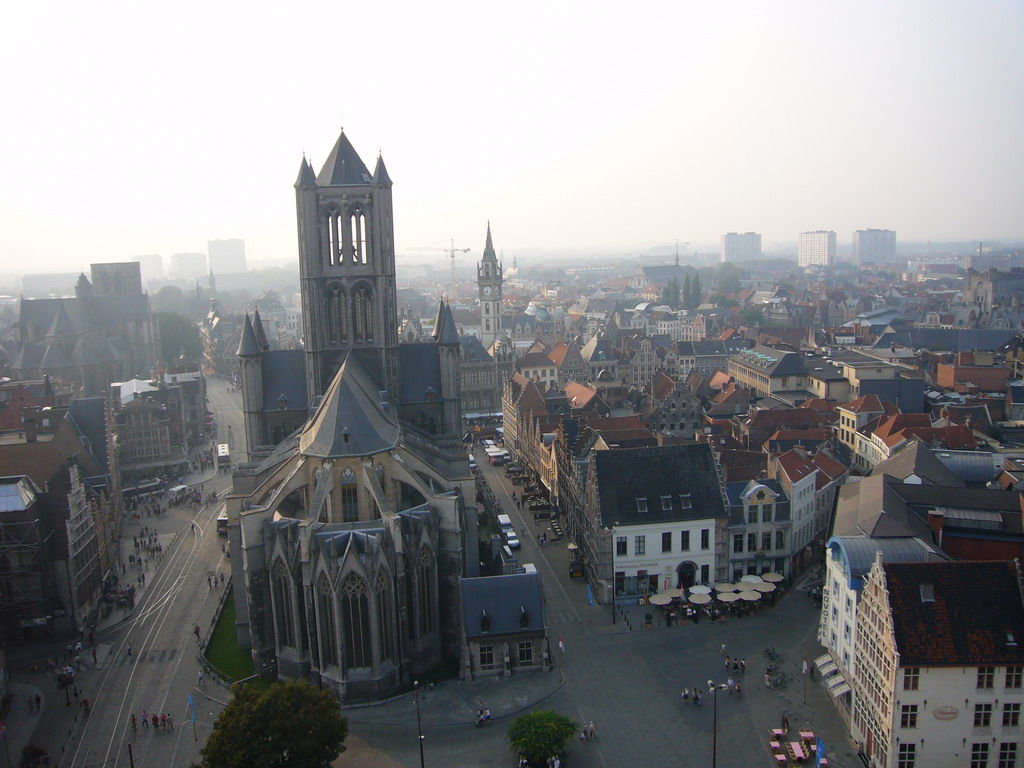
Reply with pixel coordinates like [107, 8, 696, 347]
[131, 710, 174, 731]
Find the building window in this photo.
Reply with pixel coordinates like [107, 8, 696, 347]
[635, 536, 645, 556]
[661, 495, 672, 511]
[616, 537, 627, 556]
[998, 744, 1018, 768]
[762, 532, 772, 552]
[733, 534, 743, 553]
[747, 505, 757, 524]
[979, 666, 996, 689]
[903, 668, 920, 690]
[480, 643, 495, 670]
[340, 573, 372, 671]
[762, 505, 773, 522]
[662, 532, 672, 553]
[416, 549, 436, 636]
[701, 564, 709, 583]
[747, 533, 757, 552]
[679, 495, 692, 509]
[700, 529, 709, 550]
[680, 531, 690, 551]
[636, 498, 648, 513]
[317, 573, 338, 668]
[1003, 702, 1021, 727]
[974, 703, 993, 727]
[341, 483, 359, 523]
[776, 530, 785, 550]
[897, 743, 916, 768]
[971, 743, 990, 768]
[1007, 666, 1023, 688]
[900, 704, 918, 728]
[518, 641, 533, 665]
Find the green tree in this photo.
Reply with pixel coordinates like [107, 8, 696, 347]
[157, 312, 203, 364]
[660, 277, 681, 309]
[198, 680, 348, 768]
[691, 274, 702, 307]
[508, 709, 577, 767]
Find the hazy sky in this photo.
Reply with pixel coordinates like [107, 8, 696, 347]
[2, 1, 1021, 274]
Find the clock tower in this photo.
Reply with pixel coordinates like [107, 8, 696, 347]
[477, 222, 503, 349]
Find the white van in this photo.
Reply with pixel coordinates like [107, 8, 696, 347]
[468, 452, 477, 469]
[497, 514, 513, 533]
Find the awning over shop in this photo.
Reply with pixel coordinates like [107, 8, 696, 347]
[813, 652, 833, 668]
[830, 681, 851, 698]
[817, 660, 838, 677]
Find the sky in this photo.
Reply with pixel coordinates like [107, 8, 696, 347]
[1, 0, 1022, 275]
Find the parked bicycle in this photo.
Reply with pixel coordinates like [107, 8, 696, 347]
[763, 646, 782, 661]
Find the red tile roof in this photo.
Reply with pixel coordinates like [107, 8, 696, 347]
[883, 560, 1024, 667]
[777, 449, 817, 483]
[839, 394, 885, 414]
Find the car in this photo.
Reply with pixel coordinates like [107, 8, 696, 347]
[505, 532, 521, 549]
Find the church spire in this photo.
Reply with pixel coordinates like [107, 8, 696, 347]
[295, 155, 316, 187]
[482, 221, 497, 262]
[372, 153, 392, 186]
[237, 312, 260, 357]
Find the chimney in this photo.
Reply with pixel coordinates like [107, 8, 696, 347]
[23, 406, 38, 443]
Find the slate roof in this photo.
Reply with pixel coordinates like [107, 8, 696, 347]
[261, 350, 308, 412]
[827, 535, 947, 583]
[68, 397, 109, 474]
[237, 313, 260, 357]
[745, 408, 822, 431]
[594, 443, 726, 527]
[461, 573, 545, 639]
[298, 352, 400, 458]
[459, 335, 492, 363]
[883, 560, 1024, 667]
[731, 344, 807, 377]
[724, 478, 791, 523]
[316, 131, 372, 186]
[431, 301, 459, 344]
[295, 157, 316, 187]
[372, 154, 392, 185]
[397, 344, 443, 405]
[872, 328, 1017, 353]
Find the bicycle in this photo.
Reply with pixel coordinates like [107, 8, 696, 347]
[763, 647, 781, 661]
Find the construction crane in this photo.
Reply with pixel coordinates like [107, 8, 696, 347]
[407, 238, 470, 303]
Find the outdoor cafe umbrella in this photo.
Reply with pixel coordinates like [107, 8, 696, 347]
[761, 572, 785, 583]
[716, 592, 740, 603]
[662, 587, 682, 598]
[689, 585, 712, 595]
[753, 582, 777, 593]
[648, 593, 672, 606]
[689, 593, 712, 604]
[737, 590, 762, 601]
[740, 574, 764, 584]
[715, 582, 739, 592]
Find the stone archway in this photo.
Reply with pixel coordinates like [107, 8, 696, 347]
[676, 561, 698, 589]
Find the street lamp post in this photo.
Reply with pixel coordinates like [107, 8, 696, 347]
[413, 680, 425, 768]
[707, 679, 719, 768]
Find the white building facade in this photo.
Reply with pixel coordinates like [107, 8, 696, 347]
[798, 230, 837, 268]
[720, 232, 762, 263]
[853, 229, 896, 267]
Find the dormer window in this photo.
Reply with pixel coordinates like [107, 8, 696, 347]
[679, 494, 693, 510]
[520, 606, 529, 629]
[480, 610, 490, 633]
[636, 498, 648, 513]
[661, 495, 673, 511]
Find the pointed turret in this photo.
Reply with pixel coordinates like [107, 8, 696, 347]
[237, 312, 261, 357]
[75, 272, 93, 299]
[432, 300, 459, 345]
[252, 306, 271, 351]
[316, 130, 371, 186]
[295, 156, 316, 188]
[372, 154, 392, 186]
[482, 221, 497, 262]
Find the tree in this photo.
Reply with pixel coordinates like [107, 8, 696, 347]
[157, 312, 203, 364]
[198, 680, 348, 768]
[507, 709, 577, 767]
[690, 274, 702, 308]
[660, 277, 681, 309]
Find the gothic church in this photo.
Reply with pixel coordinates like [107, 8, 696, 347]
[229, 131, 475, 702]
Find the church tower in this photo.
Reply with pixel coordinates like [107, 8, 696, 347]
[477, 223, 502, 350]
[295, 131, 399, 405]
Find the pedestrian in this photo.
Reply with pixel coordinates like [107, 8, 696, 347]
[727, 677, 734, 694]
[219, 572, 225, 585]
[720, 643, 726, 656]
[35, 693, 41, 711]
[198, 669, 205, 686]
[127, 642, 132, 657]
[724, 656, 730, 670]
[130, 714, 137, 731]
[735, 680, 742, 695]
[194, 624, 200, 640]
[557, 636, 565, 654]
[207, 575, 212, 589]
[682, 688, 689, 701]
[160, 713, 167, 729]
[142, 709, 149, 727]
[740, 658, 746, 674]
[152, 713, 159, 729]
[167, 713, 173, 730]
[586, 721, 596, 740]
[91, 648, 97, 665]
[764, 672, 771, 688]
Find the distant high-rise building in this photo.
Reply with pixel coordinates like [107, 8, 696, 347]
[798, 230, 836, 268]
[720, 232, 762, 263]
[207, 239, 246, 274]
[91, 262, 143, 296]
[171, 252, 207, 280]
[853, 229, 896, 266]
[131, 254, 163, 281]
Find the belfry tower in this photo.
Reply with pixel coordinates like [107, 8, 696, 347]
[294, 131, 399, 404]
[477, 223, 502, 350]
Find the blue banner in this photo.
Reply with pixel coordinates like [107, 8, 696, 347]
[189, 692, 197, 723]
[587, 584, 594, 606]
[817, 737, 826, 768]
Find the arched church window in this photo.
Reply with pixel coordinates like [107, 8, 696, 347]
[317, 573, 339, 668]
[324, 208, 343, 266]
[326, 284, 343, 345]
[340, 480, 358, 523]
[484, 304, 490, 315]
[271, 560, 295, 648]
[341, 572, 372, 670]
[375, 570, 392, 662]
[416, 549, 436, 636]
[352, 287, 373, 344]
[347, 205, 369, 265]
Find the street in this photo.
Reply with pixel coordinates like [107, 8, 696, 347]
[6, 376, 245, 768]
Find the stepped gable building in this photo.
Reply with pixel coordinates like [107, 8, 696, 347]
[229, 131, 473, 703]
[10, 262, 160, 395]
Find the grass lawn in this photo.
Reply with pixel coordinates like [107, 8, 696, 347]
[204, 591, 255, 683]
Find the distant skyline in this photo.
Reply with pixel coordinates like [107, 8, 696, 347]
[2, 1, 1021, 274]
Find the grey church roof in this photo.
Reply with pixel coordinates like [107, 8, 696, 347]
[481, 222, 497, 262]
[459, 335, 492, 363]
[316, 131, 372, 186]
[237, 313, 260, 357]
[594, 443, 726, 527]
[871, 327, 1017, 352]
[295, 157, 316, 187]
[431, 301, 460, 344]
[397, 344, 443, 405]
[298, 352, 400, 458]
[461, 572, 545, 639]
[68, 397, 109, 475]
[261, 350, 308, 412]
[252, 307, 271, 351]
